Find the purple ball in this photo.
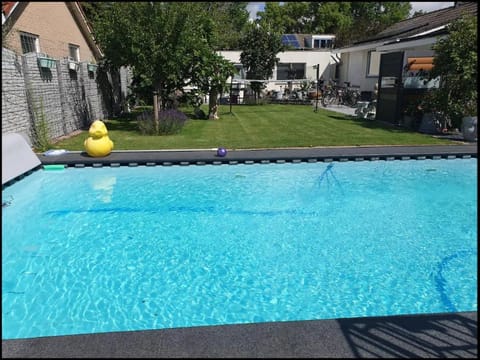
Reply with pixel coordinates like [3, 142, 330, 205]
[217, 147, 227, 157]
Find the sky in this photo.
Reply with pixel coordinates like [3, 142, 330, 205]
[246, 2, 456, 21]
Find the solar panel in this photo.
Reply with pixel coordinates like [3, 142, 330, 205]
[281, 34, 301, 48]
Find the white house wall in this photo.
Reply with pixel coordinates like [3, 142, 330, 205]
[346, 51, 364, 88]
[218, 50, 338, 92]
[338, 41, 437, 95]
[339, 50, 378, 94]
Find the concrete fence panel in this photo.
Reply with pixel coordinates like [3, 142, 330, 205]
[1, 47, 130, 146]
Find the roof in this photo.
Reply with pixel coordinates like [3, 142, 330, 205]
[281, 34, 336, 50]
[339, 2, 477, 50]
[2, 1, 16, 18]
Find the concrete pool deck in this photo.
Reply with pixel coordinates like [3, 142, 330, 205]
[38, 144, 477, 168]
[2, 312, 477, 358]
[3, 144, 477, 358]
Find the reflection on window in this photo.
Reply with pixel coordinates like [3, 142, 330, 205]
[403, 57, 439, 89]
[68, 44, 80, 62]
[276, 63, 306, 80]
[312, 36, 335, 49]
[403, 73, 440, 89]
[233, 64, 246, 80]
[367, 50, 380, 76]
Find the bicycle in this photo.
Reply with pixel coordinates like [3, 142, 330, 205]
[320, 80, 337, 107]
[321, 80, 360, 108]
[341, 81, 360, 107]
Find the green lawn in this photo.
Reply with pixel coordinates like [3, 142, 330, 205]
[52, 104, 455, 151]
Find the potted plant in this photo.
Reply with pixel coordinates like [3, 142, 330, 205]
[423, 15, 477, 137]
[402, 97, 424, 130]
[461, 100, 477, 141]
[87, 58, 98, 73]
[37, 53, 56, 69]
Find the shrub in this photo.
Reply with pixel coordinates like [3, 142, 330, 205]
[193, 107, 207, 120]
[30, 96, 53, 151]
[137, 109, 187, 135]
[425, 15, 477, 129]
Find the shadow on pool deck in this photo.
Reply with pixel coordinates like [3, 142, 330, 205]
[2, 312, 477, 358]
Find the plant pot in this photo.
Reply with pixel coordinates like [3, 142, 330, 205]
[87, 64, 98, 72]
[38, 57, 56, 69]
[403, 115, 413, 129]
[68, 61, 79, 71]
[418, 112, 440, 134]
[461, 116, 477, 142]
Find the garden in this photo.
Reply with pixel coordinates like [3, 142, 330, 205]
[51, 104, 455, 152]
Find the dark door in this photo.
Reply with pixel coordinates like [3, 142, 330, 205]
[376, 52, 404, 124]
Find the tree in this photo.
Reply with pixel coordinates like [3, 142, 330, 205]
[257, 2, 411, 47]
[92, 3, 198, 105]
[258, 2, 310, 33]
[239, 22, 284, 103]
[341, 2, 411, 45]
[190, 51, 236, 119]
[199, 2, 250, 50]
[88, 2, 237, 123]
[425, 15, 477, 129]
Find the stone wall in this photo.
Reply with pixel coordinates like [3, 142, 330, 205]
[1, 48, 30, 137]
[1, 47, 130, 145]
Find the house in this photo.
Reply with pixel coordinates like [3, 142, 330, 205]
[218, 34, 340, 103]
[2, 1, 101, 61]
[1, 1, 125, 144]
[335, 2, 477, 98]
[280, 33, 336, 50]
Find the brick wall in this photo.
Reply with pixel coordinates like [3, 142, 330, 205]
[4, 2, 96, 62]
[2, 47, 130, 144]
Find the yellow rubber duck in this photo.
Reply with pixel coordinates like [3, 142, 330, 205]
[84, 120, 114, 157]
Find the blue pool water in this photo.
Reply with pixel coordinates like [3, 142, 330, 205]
[2, 158, 477, 339]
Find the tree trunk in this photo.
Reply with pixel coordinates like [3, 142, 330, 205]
[209, 89, 219, 120]
[153, 82, 163, 133]
[153, 92, 159, 133]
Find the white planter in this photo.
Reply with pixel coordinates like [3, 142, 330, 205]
[68, 61, 79, 71]
[461, 116, 477, 142]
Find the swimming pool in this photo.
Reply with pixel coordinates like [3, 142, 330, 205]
[2, 158, 477, 339]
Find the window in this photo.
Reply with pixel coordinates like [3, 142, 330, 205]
[233, 64, 246, 80]
[276, 63, 306, 80]
[20, 32, 39, 54]
[68, 44, 80, 61]
[403, 57, 439, 89]
[312, 36, 335, 49]
[324, 39, 333, 48]
[367, 50, 381, 77]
